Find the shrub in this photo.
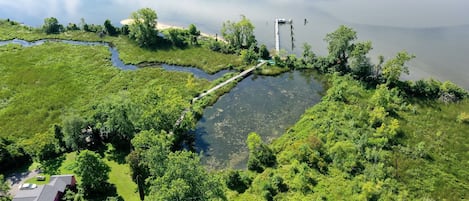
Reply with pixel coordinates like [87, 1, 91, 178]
[440, 81, 468, 102]
[457, 112, 469, 124]
[226, 170, 251, 193]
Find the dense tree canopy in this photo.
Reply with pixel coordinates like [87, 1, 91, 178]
[128, 130, 225, 200]
[148, 151, 225, 201]
[129, 8, 159, 48]
[62, 115, 87, 152]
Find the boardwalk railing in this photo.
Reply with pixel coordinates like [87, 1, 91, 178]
[173, 61, 266, 128]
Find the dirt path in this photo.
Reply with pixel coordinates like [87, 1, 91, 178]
[6, 169, 40, 197]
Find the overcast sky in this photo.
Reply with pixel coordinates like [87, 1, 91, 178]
[1, 0, 468, 27]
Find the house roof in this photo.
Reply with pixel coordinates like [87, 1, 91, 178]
[13, 175, 75, 201]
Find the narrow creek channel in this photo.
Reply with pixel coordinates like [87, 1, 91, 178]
[0, 39, 227, 80]
[1, 39, 324, 169]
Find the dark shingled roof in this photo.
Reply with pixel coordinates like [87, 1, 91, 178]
[13, 175, 75, 201]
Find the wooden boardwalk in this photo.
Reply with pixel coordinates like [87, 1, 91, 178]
[173, 61, 266, 128]
[193, 61, 266, 102]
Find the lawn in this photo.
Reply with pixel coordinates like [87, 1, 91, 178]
[26, 152, 139, 201]
[24, 175, 50, 185]
[105, 159, 139, 201]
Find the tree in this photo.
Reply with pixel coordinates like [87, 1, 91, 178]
[324, 25, 357, 71]
[246, 132, 276, 172]
[74, 150, 110, 192]
[104, 19, 118, 36]
[328, 140, 358, 172]
[167, 29, 188, 48]
[0, 174, 10, 201]
[188, 24, 200, 45]
[147, 151, 226, 201]
[43, 17, 62, 34]
[373, 55, 385, 80]
[120, 24, 129, 35]
[226, 170, 250, 193]
[129, 8, 159, 48]
[240, 45, 259, 64]
[258, 44, 270, 60]
[62, 115, 87, 151]
[129, 130, 172, 180]
[302, 43, 316, 67]
[349, 41, 373, 79]
[66, 23, 79, 31]
[92, 94, 136, 147]
[381, 51, 415, 85]
[21, 130, 59, 162]
[221, 15, 256, 50]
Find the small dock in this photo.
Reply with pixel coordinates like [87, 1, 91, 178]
[274, 18, 293, 53]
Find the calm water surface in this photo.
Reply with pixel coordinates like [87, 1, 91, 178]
[1, 0, 468, 88]
[196, 71, 323, 169]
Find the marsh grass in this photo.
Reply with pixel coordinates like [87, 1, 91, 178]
[0, 20, 242, 73]
[0, 40, 210, 141]
[397, 99, 469, 199]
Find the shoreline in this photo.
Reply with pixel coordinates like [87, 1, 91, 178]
[120, 19, 225, 42]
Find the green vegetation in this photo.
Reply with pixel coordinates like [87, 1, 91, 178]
[74, 150, 111, 194]
[255, 65, 290, 76]
[128, 8, 159, 48]
[24, 175, 51, 185]
[0, 19, 242, 73]
[105, 159, 139, 201]
[225, 25, 469, 200]
[397, 99, 469, 199]
[0, 174, 10, 200]
[221, 15, 256, 50]
[113, 37, 241, 73]
[128, 130, 224, 200]
[2, 9, 469, 201]
[42, 17, 62, 34]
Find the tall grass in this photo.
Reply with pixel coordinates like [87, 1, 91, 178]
[0, 20, 242, 73]
[0, 42, 210, 141]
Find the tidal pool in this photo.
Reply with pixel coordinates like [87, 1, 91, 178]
[195, 70, 323, 169]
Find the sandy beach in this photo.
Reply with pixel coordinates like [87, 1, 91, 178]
[120, 19, 225, 42]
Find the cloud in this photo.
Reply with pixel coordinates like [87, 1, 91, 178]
[0, 0, 80, 17]
[63, 0, 81, 18]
